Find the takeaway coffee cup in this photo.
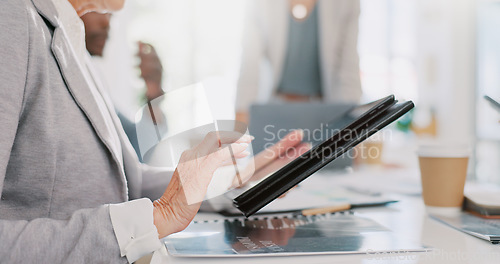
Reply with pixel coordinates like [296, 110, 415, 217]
[417, 142, 470, 215]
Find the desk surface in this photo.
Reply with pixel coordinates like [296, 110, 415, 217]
[161, 167, 500, 264]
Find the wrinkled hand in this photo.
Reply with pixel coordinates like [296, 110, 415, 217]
[232, 130, 311, 188]
[137, 41, 164, 101]
[153, 131, 252, 238]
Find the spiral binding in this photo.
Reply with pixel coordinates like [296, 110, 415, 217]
[193, 210, 355, 225]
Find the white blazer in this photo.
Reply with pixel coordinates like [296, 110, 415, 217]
[236, 0, 362, 111]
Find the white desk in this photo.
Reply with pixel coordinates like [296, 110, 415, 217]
[159, 168, 500, 264]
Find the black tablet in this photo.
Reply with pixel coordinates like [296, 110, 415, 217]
[233, 95, 414, 217]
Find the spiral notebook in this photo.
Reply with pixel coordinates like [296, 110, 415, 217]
[432, 212, 500, 244]
[163, 212, 427, 257]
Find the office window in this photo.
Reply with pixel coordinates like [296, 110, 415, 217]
[126, 0, 246, 90]
[475, 0, 500, 184]
[358, 0, 418, 103]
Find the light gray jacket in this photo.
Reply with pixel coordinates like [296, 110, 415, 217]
[0, 0, 171, 262]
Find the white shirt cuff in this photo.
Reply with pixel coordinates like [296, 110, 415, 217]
[109, 198, 163, 263]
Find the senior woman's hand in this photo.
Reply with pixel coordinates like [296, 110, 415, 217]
[153, 131, 252, 238]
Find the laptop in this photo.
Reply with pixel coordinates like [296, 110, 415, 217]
[249, 103, 356, 169]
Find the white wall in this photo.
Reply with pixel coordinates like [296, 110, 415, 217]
[415, 0, 476, 143]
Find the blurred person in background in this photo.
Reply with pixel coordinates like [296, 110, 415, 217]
[236, 0, 362, 123]
[81, 12, 165, 160]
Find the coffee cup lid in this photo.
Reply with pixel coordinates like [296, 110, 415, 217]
[417, 141, 470, 158]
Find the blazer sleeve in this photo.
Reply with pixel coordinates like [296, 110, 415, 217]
[235, 0, 266, 112]
[337, 0, 362, 103]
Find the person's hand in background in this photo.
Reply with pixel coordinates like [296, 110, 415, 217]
[153, 131, 253, 237]
[138, 41, 164, 101]
[235, 111, 249, 125]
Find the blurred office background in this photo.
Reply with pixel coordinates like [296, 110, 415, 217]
[94, 0, 500, 185]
